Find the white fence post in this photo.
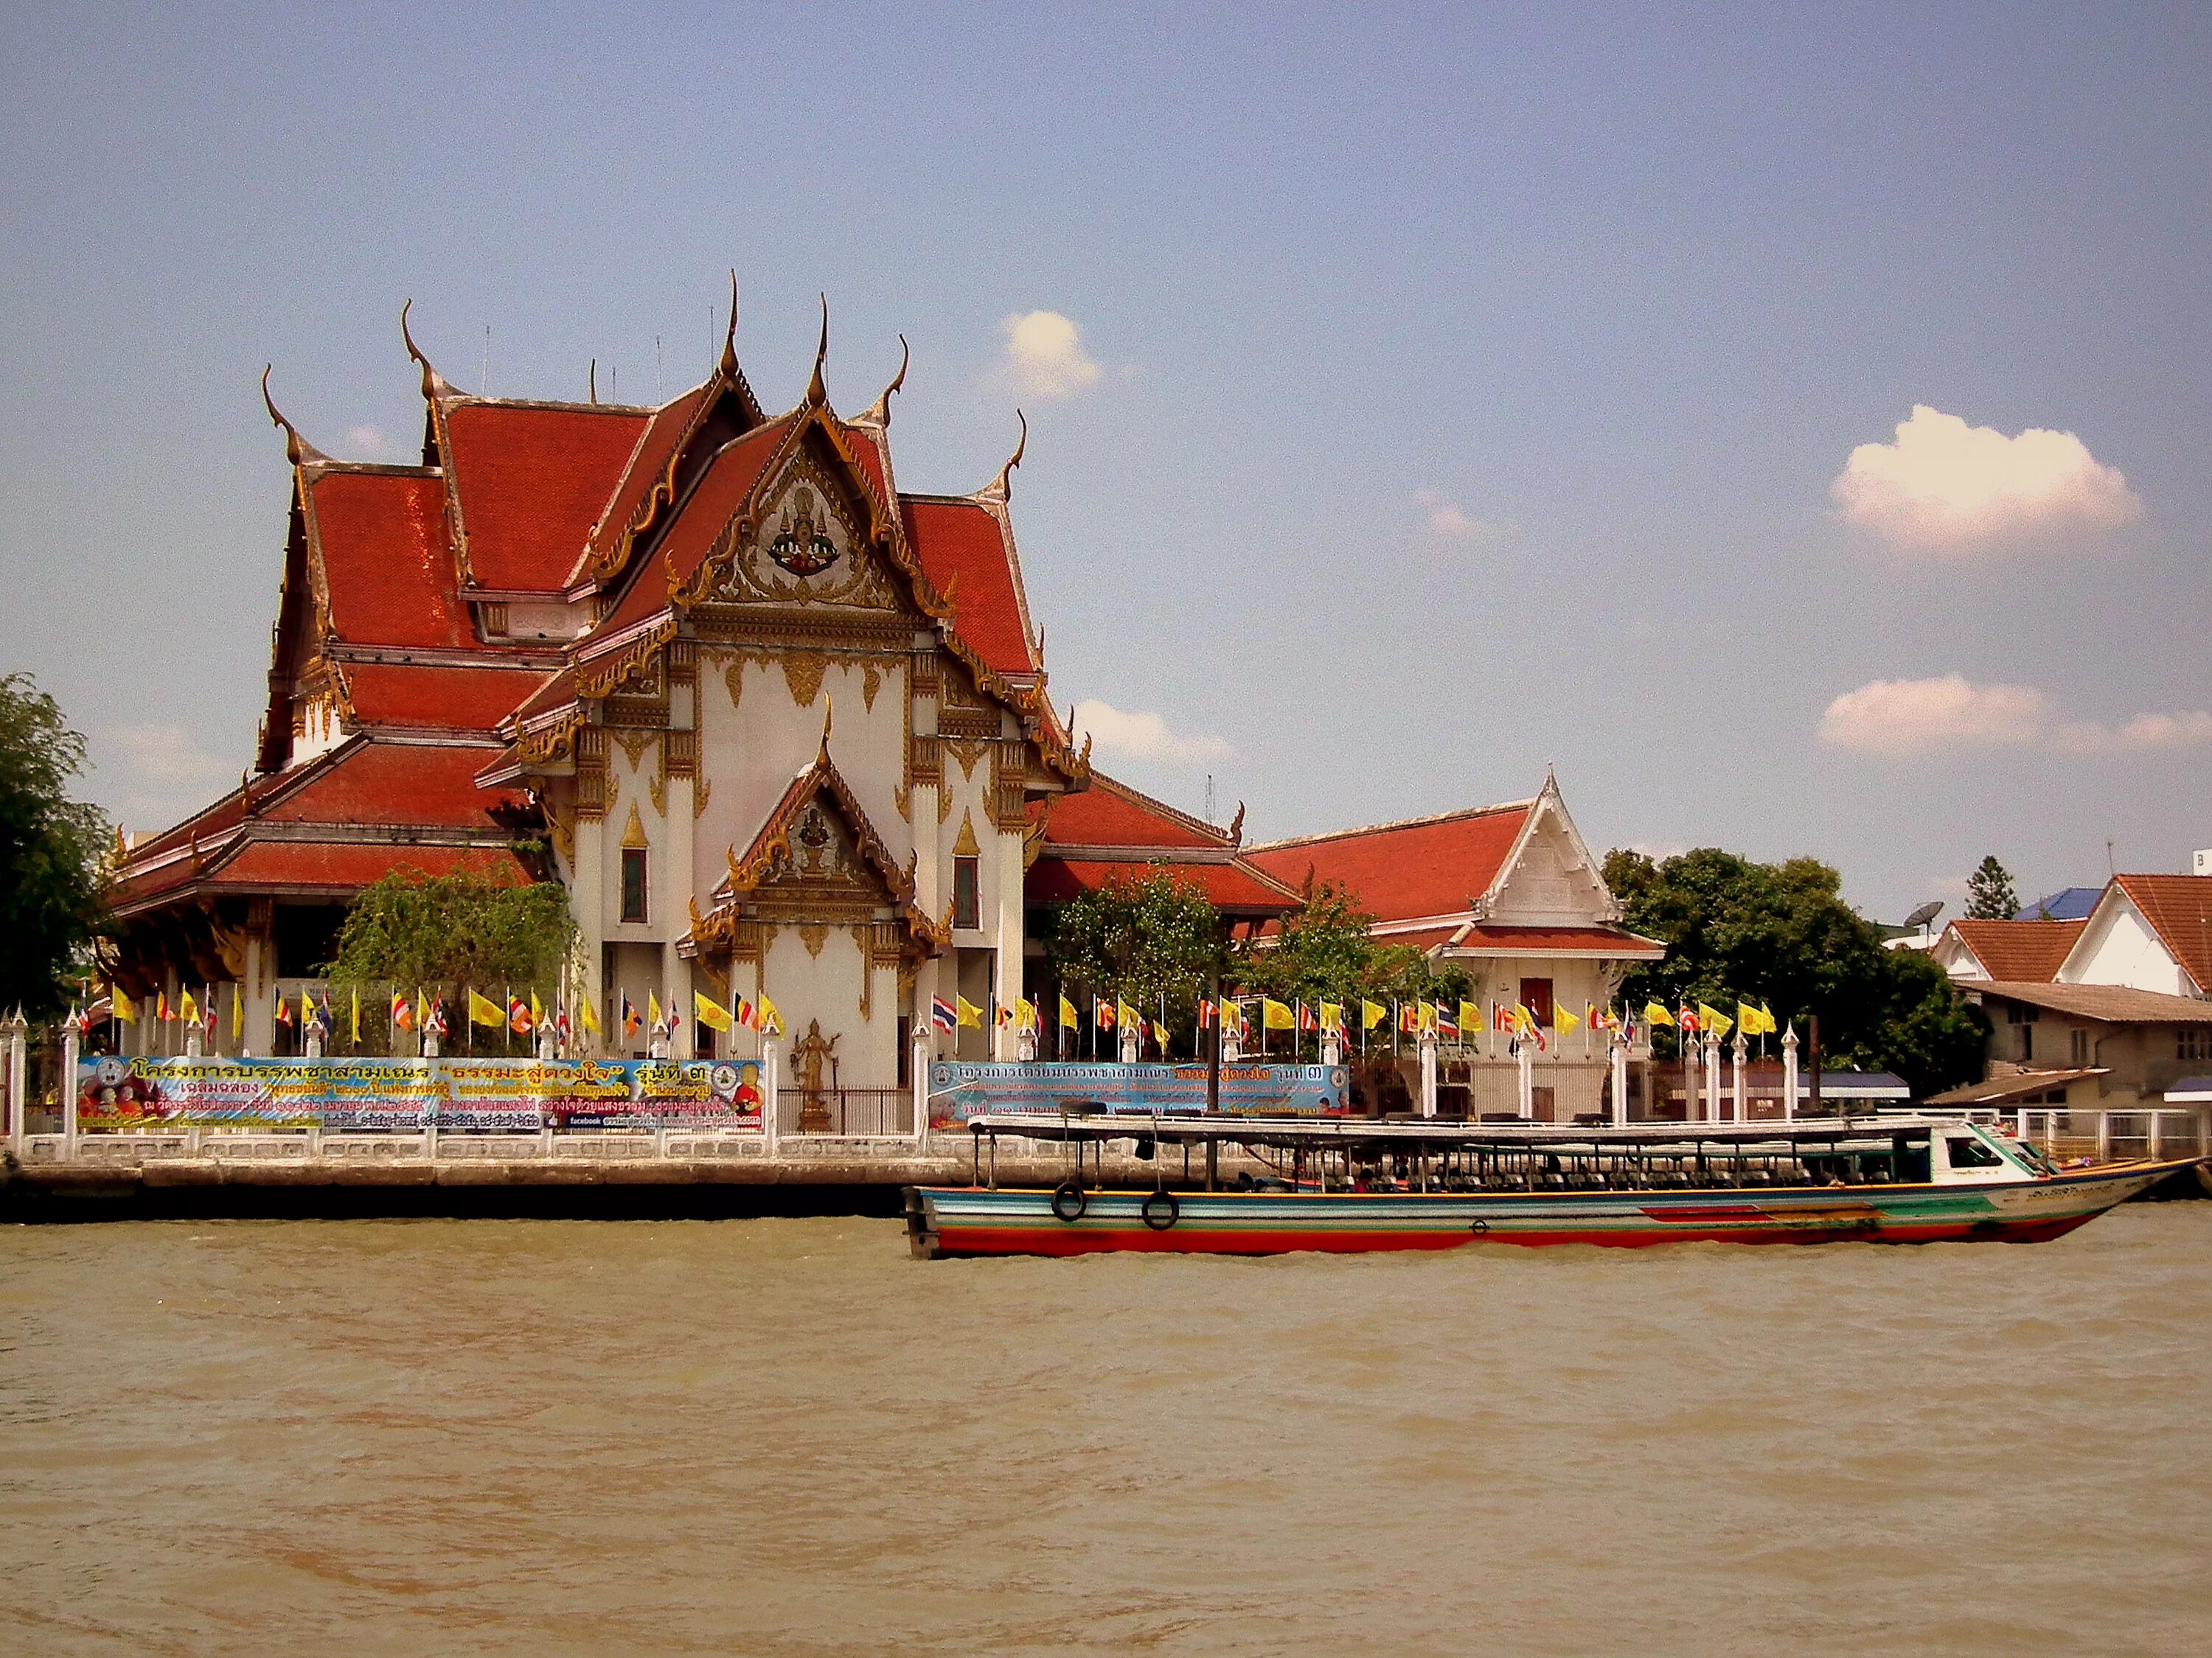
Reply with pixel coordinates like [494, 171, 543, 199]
[5, 1012, 29, 1156]
[911, 1025, 931, 1151]
[60, 1025, 80, 1159]
[762, 1039, 780, 1157]
[1419, 1030, 1439, 1118]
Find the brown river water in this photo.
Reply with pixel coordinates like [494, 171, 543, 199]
[4, 1205, 2209, 1657]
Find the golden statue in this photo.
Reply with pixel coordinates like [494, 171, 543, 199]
[792, 1018, 840, 1132]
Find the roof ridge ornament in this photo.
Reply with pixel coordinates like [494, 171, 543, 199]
[260, 366, 328, 468]
[981, 410, 1027, 503]
[805, 292, 829, 407]
[858, 334, 908, 427]
[818, 694, 834, 762]
[719, 270, 740, 379]
[399, 300, 456, 402]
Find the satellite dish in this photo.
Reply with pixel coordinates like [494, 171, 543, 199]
[1904, 900, 1943, 930]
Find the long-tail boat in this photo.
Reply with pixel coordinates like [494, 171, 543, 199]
[905, 1112, 2195, 1258]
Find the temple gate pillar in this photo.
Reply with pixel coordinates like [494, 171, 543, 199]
[993, 826, 1024, 1061]
[60, 1024, 80, 1157]
[1704, 1032, 1723, 1124]
[1781, 1025, 1799, 1122]
[1731, 1033, 1747, 1123]
[1517, 1037, 1535, 1120]
[911, 1022, 931, 1149]
[1419, 1029, 1439, 1118]
[1610, 1033, 1630, 1127]
[3, 1012, 27, 1154]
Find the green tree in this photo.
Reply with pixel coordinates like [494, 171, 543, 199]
[324, 869, 575, 992]
[1602, 846, 1986, 1098]
[1964, 855, 2020, 921]
[1233, 879, 1470, 1027]
[0, 674, 111, 1020]
[1046, 868, 1225, 1045]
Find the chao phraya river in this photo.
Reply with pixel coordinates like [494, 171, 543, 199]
[5, 1206, 2209, 1656]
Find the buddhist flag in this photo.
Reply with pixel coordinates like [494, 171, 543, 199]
[994, 1000, 1013, 1029]
[736, 995, 757, 1031]
[1361, 999, 1387, 1030]
[1094, 997, 1116, 1031]
[1320, 1001, 1345, 1033]
[1698, 1003, 1733, 1039]
[274, 994, 293, 1028]
[1398, 1002, 1418, 1035]
[1197, 998, 1217, 1029]
[578, 993, 602, 1037]
[1677, 1004, 1700, 1034]
[156, 990, 173, 1023]
[1555, 1001, 1580, 1035]
[468, 989, 504, 1029]
[508, 995, 534, 1036]
[694, 991, 734, 1034]
[1262, 997, 1295, 1031]
[620, 995, 641, 1039]
[1298, 1003, 1318, 1033]
[427, 995, 448, 1036]
[179, 989, 199, 1026]
[1060, 995, 1079, 1031]
[1644, 1001, 1674, 1027]
[392, 989, 415, 1031]
[957, 995, 984, 1030]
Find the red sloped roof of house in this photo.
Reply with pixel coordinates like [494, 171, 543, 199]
[344, 663, 543, 733]
[1947, 919, 2086, 982]
[310, 470, 474, 649]
[257, 742, 521, 828]
[2112, 874, 2212, 992]
[442, 401, 649, 591]
[1026, 857, 1297, 914]
[1033, 776, 1225, 850]
[210, 841, 528, 894]
[1244, 803, 1532, 923]
[902, 498, 1036, 677]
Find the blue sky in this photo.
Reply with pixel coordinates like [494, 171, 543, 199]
[3, 2, 2206, 922]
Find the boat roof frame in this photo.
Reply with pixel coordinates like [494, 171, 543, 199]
[961, 1112, 1961, 1153]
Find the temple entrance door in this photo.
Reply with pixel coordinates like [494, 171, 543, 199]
[1531, 1085, 1557, 1124]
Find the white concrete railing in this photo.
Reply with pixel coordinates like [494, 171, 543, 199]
[2011, 1107, 2211, 1164]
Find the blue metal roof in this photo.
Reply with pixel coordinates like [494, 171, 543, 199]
[2016, 886, 2101, 922]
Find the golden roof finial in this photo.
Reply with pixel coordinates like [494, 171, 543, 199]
[818, 694, 834, 759]
[858, 333, 908, 427]
[987, 410, 1027, 501]
[805, 292, 830, 406]
[399, 299, 454, 402]
[260, 366, 324, 467]
[719, 270, 740, 379]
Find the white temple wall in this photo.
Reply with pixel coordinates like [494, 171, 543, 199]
[760, 925, 897, 1088]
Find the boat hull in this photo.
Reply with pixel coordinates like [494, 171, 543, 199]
[907, 1160, 2191, 1258]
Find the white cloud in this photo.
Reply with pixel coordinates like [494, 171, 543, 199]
[1820, 675, 2212, 759]
[110, 724, 230, 787]
[1071, 699, 1231, 765]
[1412, 490, 1507, 541]
[1818, 675, 2051, 756]
[1831, 405, 2141, 552]
[342, 425, 392, 458]
[998, 311, 1103, 401]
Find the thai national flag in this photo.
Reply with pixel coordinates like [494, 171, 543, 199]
[931, 995, 957, 1032]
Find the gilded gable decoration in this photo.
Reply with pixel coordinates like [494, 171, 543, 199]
[952, 809, 981, 858]
[621, 801, 649, 849]
[782, 650, 829, 707]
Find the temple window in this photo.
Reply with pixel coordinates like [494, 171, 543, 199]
[1520, 978, 1554, 1026]
[953, 856, 980, 931]
[620, 848, 649, 924]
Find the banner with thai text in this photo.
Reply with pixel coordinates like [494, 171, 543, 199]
[925, 1061, 1347, 1128]
[74, 1056, 765, 1132]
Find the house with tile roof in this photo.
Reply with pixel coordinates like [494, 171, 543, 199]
[2054, 874, 2212, 1000]
[1930, 919, 2087, 983]
[1244, 773, 1666, 1120]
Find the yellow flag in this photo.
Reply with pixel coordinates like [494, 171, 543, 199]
[1644, 1001, 1675, 1027]
[114, 990, 137, 1023]
[694, 991, 734, 1033]
[1698, 1003, 1733, 1039]
[232, 989, 243, 1039]
[1411, 1000, 1433, 1031]
[578, 993, 602, 1037]
[1320, 1001, 1344, 1032]
[1361, 999, 1386, 1029]
[1756, 1001, 1778, 1035]
[349, 987, 361, 1044]
[530, 990, 546, 1029]
[1152, 1020, 1169, 1047]
[180, 989, 200, 1025]
[1736, 1001, 1763, 1036]
[757, 995, 783, 1034]
[1262, 997, 1295, 1030]
[956, 995, 984, 1029]
[1459, 1000, 1481, 1034]
[647, 990, 662, 1028]
[1555, 1001, 1580, 1035]
[1059, 995, 1079, 1030]
[1117, 998, 1140, 1031]
[468, 989, 504, 1028]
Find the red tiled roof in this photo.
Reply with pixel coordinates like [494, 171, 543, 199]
[1026, 857, 1297, 914]
[1034, 776, 1226, 851]
[2111, 874, 2212, 993]
[344, 663, 543, 733]
[842, 421, 891, 502]
[257, 742, 521, 828]
[310, 471, 473, 649]
[1444, 923, 1666, 958]
[571, 386, 711, 584]
[442, 402, 648, 591]
[1945, 919, 2086, 983]
[902, 498, 1037, 676]
[210, 841, 528, 894]
[1245, 803, 1532, 923]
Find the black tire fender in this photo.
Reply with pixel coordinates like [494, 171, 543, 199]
[1141, 1190, 1180, 1232]
[1051, 1180, 1087, 1222]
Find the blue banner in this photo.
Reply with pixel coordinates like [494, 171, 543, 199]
[926, 1061, 1346, 1127]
